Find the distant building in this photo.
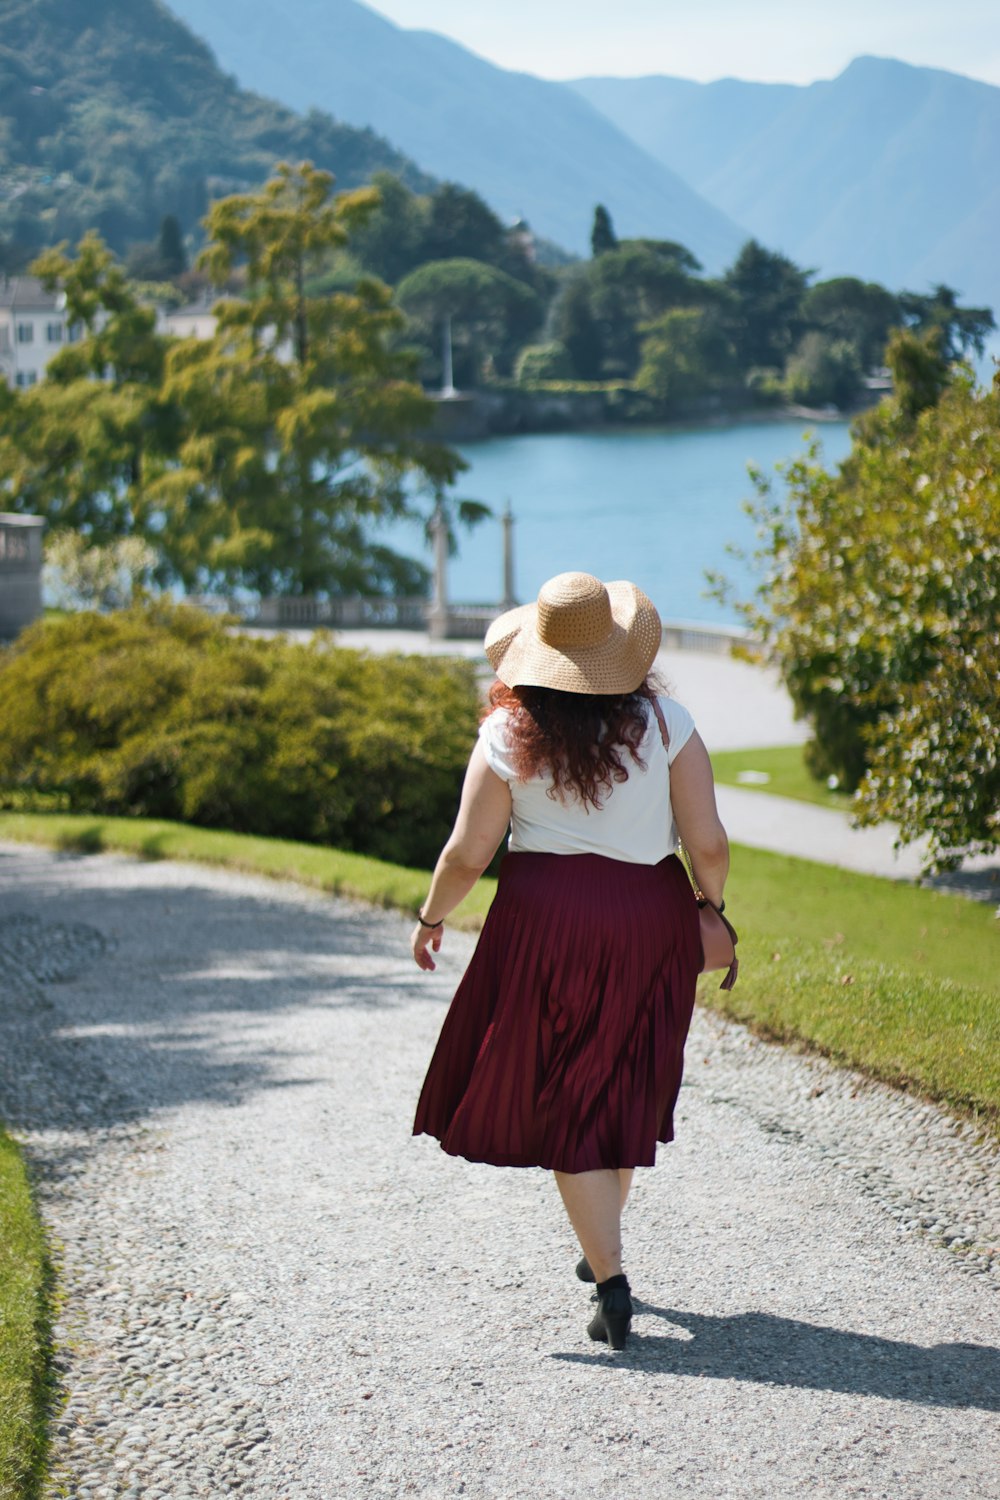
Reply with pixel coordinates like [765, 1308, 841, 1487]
[508, 217, 536, 265]
[0, 512, 44, 640]
[156, 300, 218, 341]
[0, 276, 79, 389]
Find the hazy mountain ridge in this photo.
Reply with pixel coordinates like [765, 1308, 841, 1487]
[0, 0, 432, 257]
[572, 57, 1000, 312]
[164, 0, 748, 269]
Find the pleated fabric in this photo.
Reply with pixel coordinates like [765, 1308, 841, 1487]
[413, 851, 701, 1172]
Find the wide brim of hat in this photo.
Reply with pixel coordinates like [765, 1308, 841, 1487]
[484, 580, 662, 695]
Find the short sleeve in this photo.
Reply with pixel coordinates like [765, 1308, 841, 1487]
[478, 709, 516, 782]
[658, 697, 696, 766]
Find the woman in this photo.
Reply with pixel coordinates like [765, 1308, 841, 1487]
[411, 571, 729, 1351]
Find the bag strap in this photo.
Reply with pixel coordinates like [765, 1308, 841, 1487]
[653, 695, 738, 989]
[651, 695, 670, 754]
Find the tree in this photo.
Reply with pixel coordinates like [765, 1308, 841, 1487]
[636, 307, 735, 402]
[801, 277, 900, 371]
[424, 184, 504, 267]
[728, 339, 999, 872]
[590, 204, 618, 258]
[0, 232, 175, 555]
[586, 242, 708, 376]
[549, 271, 604, 380]
[0, 164, 467, 599]
[898, 283, 995, 362]
[549, 239, 707, 381]
[781, 331, 864, 410]
[157, 213, 187, 276]
[722, 239, 810, 372]
[153, 161, 464, 596]
[43, 533, 158, 611]
[344, 171, 429, 285]
[396, 257, 542, 382]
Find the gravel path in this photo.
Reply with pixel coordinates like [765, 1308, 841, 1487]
[1, 842, 998, 1500]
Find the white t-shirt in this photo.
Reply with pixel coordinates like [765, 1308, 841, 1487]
[478, 695, 696, 865]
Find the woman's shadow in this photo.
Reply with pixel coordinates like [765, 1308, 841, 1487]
[552, 1303, 1000, 1411]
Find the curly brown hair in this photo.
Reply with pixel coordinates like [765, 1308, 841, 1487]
[485, 677, 662, 810]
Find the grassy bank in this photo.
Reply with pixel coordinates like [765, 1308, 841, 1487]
[1, 811, 997, 1130]
[711, 744, 852, 810]
[0, 1133, 51, 1500]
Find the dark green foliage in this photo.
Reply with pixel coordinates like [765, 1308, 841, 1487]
[550, 239, 710, 381]
[590, 204, 618, 257]
[636, 306, 736, 401]
[549, 272, 605, 380]
[0, 606, 480, 867]
[801, 277, 900, 371]
[396, 257, 543, 382]
[157, 214, 186, 276]
[782, 331, 864, 409]
[723, 239, 810, 370]
[0, 0, 431, 260]
[515, 342, 574, 383]
[898, 283, 995, 362]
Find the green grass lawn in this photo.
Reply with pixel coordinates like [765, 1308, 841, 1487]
[1, 810, 996, 1129]
[0, 1132, 52, 1500]
[711, 743, 853, 810]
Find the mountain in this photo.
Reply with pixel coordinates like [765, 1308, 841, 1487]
[163, 0, 748, 270]
[572, 58, 1000, 314]
[0, 0, 431, 257]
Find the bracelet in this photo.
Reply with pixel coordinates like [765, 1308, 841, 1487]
[417, 912, 443, 929]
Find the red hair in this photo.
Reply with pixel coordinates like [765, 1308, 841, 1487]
[485, 677, 662, 810]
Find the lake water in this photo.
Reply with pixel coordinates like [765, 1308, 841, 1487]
[378, 418, 853, 626]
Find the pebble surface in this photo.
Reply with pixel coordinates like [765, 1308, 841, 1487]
[0, 841, 997, 1500]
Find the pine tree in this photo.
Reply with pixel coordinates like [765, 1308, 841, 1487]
[590, 205, 618, 258]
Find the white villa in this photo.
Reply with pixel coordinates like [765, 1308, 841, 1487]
[0, 276, 218, 388]
[0, 276, 77, 388]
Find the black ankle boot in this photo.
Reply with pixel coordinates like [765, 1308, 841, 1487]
[587, 1274, 632, 1350]
[575, 1255, 595, 1283]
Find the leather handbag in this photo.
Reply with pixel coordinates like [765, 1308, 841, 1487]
[651, 698, 739, 991]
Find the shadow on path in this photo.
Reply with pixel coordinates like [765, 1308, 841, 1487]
[552, 1303, 1000, 1410]
[0, 848, 434, 1152]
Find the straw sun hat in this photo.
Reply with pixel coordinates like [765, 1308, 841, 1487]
[484, 571, 662, 695]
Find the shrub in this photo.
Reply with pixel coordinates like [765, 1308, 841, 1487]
[730, 345, 999, 872]
[515, 342, 573, 383]
[0, 605, 480, 868]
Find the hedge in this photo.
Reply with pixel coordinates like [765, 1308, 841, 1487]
[0, 606, 480, 869]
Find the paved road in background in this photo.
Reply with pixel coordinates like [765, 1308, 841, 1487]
[2, 845, 997, 1499]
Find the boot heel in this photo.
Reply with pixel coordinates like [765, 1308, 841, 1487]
[587, 1283, 632, 1350]
[603, 1308, 631, 1350]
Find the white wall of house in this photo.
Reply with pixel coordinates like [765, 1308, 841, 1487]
[0, 278, 75, 389]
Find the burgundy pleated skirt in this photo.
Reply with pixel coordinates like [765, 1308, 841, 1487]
[413, 851, 701, 1172]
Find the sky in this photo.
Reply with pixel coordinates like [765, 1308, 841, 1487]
[366, 0, 1000, 88]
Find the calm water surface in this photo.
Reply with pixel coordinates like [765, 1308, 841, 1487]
[379, 418, 853, 625]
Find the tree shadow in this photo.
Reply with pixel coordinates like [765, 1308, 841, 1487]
[552, 1303, 1000, 1411]
[0, 848, 441, 1161]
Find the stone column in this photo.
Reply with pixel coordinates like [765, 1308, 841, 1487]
[501, 502, 516, 609]
[441, 315, 457, 400]
[0, 512, 45, 640]
[427, 505, 449, 640]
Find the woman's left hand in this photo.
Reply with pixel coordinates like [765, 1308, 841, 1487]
[411, 922, 444, 972]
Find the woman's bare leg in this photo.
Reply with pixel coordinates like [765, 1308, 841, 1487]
[618, 1168, 634, 1211]
[554, 1169, 623, 1282]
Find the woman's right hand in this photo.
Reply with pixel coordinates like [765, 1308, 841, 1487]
[411, 921, 444, 972]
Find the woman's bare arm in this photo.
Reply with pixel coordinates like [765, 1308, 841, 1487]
[411, 740, 513, 971]
[669, 731, 729, 906]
